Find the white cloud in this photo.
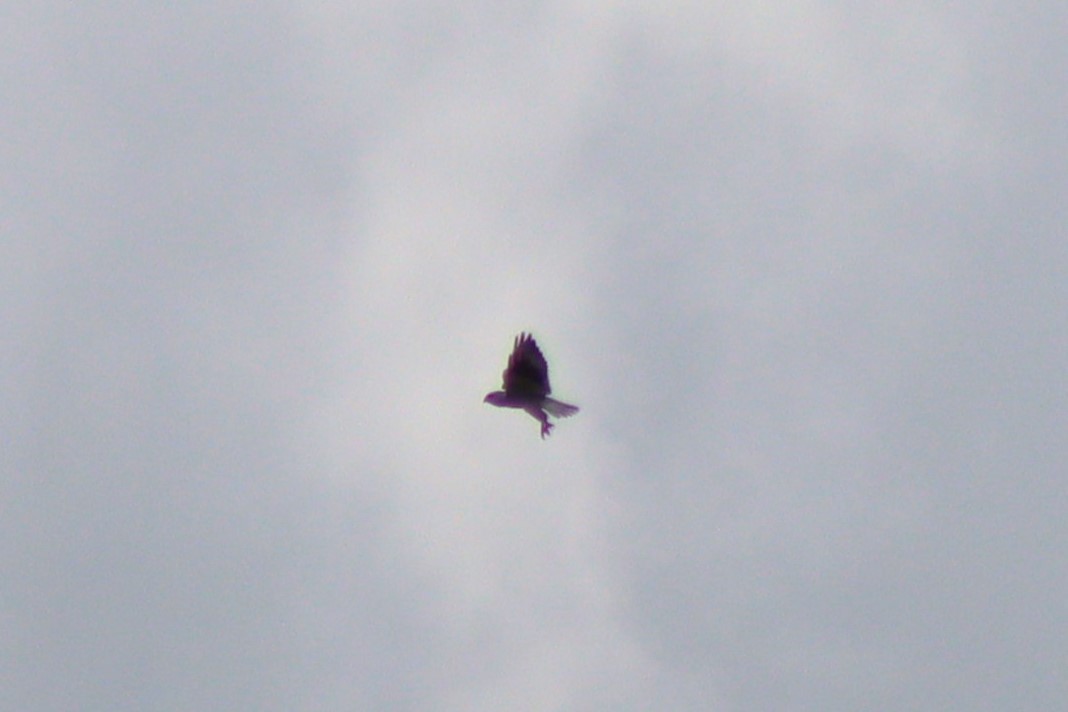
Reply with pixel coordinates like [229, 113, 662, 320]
[5, 1, 1067, 710]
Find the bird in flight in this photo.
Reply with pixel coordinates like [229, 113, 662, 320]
[484, 332, 579, 438]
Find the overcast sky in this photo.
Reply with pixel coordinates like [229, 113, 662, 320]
[4, 3, 1067, 710]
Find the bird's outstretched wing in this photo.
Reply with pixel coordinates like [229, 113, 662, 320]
[502, 332, 551, 397]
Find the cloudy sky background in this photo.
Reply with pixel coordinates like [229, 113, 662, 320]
[5, 2, 1066, 710]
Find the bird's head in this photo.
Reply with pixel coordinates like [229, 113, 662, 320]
[483, 391, 508, 406]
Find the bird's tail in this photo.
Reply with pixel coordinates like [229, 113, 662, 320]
[543, 398, 579, 418]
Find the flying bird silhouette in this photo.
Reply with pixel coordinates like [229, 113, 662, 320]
[483, 333, 579, 438]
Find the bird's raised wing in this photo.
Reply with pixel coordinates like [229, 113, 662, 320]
[502, 332, 551, 397]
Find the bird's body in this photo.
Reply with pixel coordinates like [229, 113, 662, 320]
[483, 333, 579, 438]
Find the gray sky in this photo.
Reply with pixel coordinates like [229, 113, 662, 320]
[4, 3, 1066, 710]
